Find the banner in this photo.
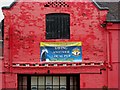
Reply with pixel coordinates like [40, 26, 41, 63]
[40, 42, 82, 62]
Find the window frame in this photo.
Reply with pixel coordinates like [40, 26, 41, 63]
[18, 75, 80, 90]
[46, 13, 70, 39]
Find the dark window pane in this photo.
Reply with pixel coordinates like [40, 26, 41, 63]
[0, 42, 2, 56]
[18, 76, 28, 90]
[0, 20, 4, 57]
[46, 13, 70, 39]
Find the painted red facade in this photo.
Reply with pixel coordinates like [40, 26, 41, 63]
[0, 0, 119, 89]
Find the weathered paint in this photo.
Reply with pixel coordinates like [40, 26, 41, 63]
[1, 0, 120, 89]
[106, 23, 119, 89]
[3, 2, 108, 63]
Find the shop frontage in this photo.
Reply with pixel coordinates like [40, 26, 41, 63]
[1, 0, 119, 90]
[18, 74, 80, 90]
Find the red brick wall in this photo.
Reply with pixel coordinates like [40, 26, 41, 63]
[3, 1, 108, 63]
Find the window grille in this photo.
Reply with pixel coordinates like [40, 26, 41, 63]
[44, 1, 69, 7]
[18, 75, 79, 90]
[46, 13, 70, 39]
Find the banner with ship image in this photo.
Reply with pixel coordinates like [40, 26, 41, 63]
[40, 42, 82, 62]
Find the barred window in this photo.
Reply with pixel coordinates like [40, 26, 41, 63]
[18, 75, 79, 90]
[46, 13, 70, 39]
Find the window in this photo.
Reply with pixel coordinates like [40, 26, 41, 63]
[18, 75, 79, 90]
[46, 13, 70, 39]
[18, 76, 27, 90]
[0, 20, 4, 57]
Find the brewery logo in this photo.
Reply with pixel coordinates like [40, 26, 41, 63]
[72, 48, 81, 56]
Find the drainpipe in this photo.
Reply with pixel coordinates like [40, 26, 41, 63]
[9, 17, 13, 73]
[10, 26, 13, 73]
[106, 23, 113, 89]
[106, 29, 112, 70]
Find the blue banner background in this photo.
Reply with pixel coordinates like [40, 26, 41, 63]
[40, 46, 82, 62]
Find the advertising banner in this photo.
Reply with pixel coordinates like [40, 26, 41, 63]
[40, 42, 82, 62]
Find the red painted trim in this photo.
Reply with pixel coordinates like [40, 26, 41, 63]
[107, 23, 120, 30]
[11, 66, 104, 74]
